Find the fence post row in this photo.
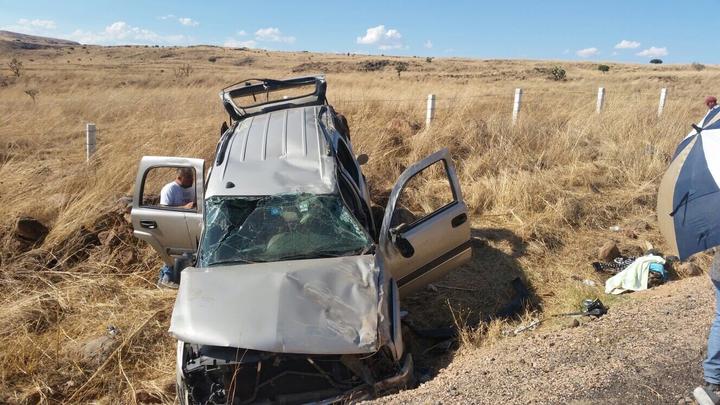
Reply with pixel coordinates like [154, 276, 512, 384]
[426, 94, 436, 126]
[512, 88, 523, 125]
[658, 88, 668, 116]
[86, 123, 96, 162]
[596, 87, 605, 114]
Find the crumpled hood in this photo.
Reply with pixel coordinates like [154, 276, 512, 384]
[169, 255, 381, 354]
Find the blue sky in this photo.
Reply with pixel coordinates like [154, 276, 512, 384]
[0, 0, 715, 63]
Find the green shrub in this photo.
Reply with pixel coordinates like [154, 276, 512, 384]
[598, 64, 610, 73]
[650, 59, 663, 64]
[395, 62, 409, 78]
[691, 62, 705, 71]
[550, 66, 566, 81]
[8, 58, 22, 77]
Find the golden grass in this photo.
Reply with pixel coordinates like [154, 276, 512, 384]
[0, 44, 716, 402]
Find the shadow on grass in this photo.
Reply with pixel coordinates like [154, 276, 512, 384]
[401, 226, 539, 381]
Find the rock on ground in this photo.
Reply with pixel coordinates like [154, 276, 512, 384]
[598, 241, 621, 262]
[14, 217, 48, 242]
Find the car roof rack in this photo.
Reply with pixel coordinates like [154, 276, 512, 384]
[219, 75, 327, 122]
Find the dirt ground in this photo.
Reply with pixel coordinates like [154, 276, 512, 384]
[376, 275, 714, 405]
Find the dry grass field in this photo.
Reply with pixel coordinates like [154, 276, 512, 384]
[0, 40, 717, 403]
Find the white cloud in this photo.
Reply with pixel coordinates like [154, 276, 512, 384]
[1, 18, 57, 35]
[637, 46, 668, 58]
[237, 30, 247, 36]
[158, 15, 198, 27]
[17, 18, 56, 29]
[67, 21, 186, 45]
[576, 47, 599, 58]
[614, 39, 640, 49]
[424, 40, 433, 49]
[254, 27, 295, 43]
[178, 17, 198, 27]
[356, 25, 404, 50]
[224, 38, 257, 48]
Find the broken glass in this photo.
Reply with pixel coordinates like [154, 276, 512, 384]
[198, 194, 373, 266]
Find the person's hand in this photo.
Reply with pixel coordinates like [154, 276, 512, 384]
[182, 201, 196, 209]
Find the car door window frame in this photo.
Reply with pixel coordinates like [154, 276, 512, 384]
[392, 159, 459, 232]
[139, 165, 201, 213]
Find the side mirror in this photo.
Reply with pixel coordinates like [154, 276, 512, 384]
[389, 223, 414, 258]
[357, 153, 369, 166]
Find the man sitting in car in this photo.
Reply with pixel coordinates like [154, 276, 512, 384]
[160, 167, 196, 209]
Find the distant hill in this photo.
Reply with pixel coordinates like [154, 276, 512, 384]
[0, 30, 79, 51]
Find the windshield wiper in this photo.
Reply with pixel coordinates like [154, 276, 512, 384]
[206, 259, 256, 266]
[275, 247, 373, 261]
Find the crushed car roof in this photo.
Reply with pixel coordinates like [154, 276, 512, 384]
[206, 105, 337, 198]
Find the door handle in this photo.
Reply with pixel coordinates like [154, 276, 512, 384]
[451, 213, 467, 228]
[140, 220, 158, 229]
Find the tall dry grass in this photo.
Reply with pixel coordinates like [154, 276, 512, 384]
[0, 45, 716, 402]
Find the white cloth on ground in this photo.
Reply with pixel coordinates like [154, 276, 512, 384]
[604, 254, 666, 295]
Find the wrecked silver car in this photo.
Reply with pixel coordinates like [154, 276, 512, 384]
[131, 76, 471, 404]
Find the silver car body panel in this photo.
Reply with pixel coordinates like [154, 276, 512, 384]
[131, 156, 205, 265]
[206, 106, 337, 198]
[169, 254, 386, 354]
[378, 149, 472, 296]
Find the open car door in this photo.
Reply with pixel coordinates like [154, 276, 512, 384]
[131, 156, 204, 266]
[379, 149, 471, 295]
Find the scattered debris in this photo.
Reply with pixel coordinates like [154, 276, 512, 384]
[106, 325, 121, 337]
[556, 299, 608, 318]
[593, 256, 637, 275]
[434, 283, 479, 292]
[643, 240, 655, 251]
[609, 225, 622, 232]
[509, 319, 542, 335]
[598, 241, 621, 262]
[582, 279, 597, 287]
[605, 255, 666, 294]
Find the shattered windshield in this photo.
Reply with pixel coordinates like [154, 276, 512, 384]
[198, 194, 373, 266]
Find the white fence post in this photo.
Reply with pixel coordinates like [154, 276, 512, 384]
[86, 123, 96, 162]
[658, 88, 668, 116]
[425, 94, 436, 126]
[596, 87, 605, 114]
[512, 88, 523, 125]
